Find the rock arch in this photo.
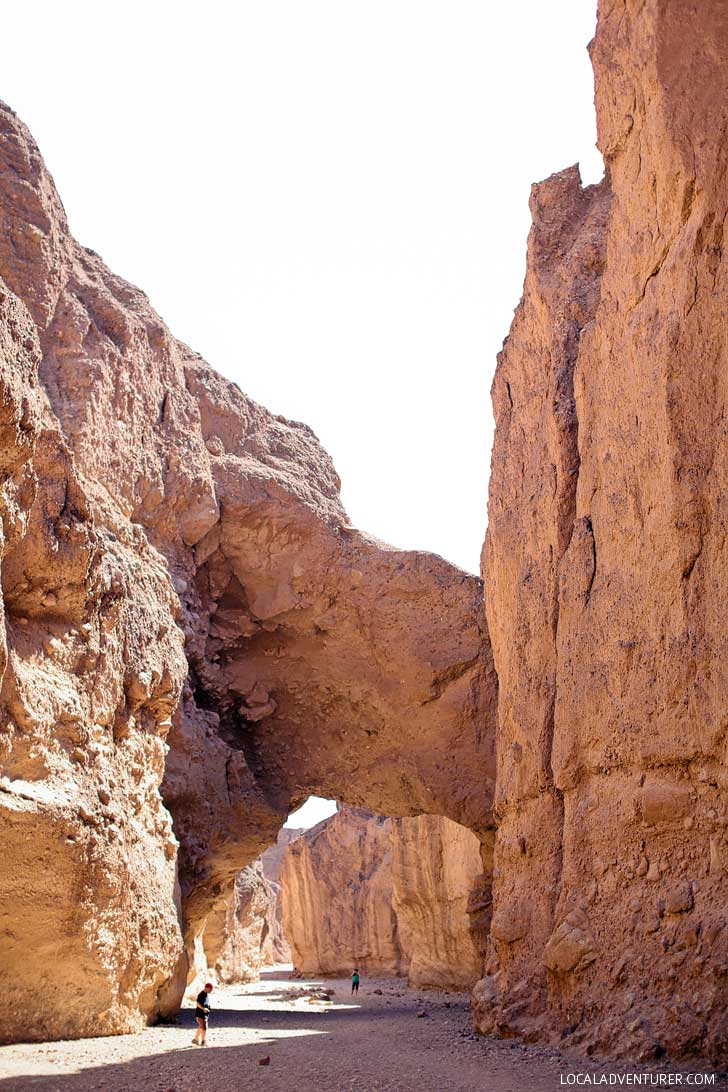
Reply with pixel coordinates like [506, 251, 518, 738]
[0, 101, 496, 1041]
[4, 1, 728, 1059]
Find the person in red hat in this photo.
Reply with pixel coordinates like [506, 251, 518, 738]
[192, 982, 213, 1046]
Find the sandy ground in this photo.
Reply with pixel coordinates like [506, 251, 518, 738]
[1, 968, 727, 1092]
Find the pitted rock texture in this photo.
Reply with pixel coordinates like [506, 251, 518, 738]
[0, 102, 496, 1041]
[280, 807, 485, 988]
[479, 0, 728, 1061]
[0, 276, 187, 1042]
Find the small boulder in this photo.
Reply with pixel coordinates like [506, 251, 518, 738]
[664, 882, 693, 915]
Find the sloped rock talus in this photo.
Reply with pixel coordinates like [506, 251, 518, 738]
[0, 103, 496, 1041]
[479, 0, 728, 1061]
[280, 807, 485, 988]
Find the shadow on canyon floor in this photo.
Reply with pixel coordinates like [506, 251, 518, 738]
[2, 976, 727, 1092]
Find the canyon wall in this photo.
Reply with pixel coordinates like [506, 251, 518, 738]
[280, 807, 485, 989]
[259, 826, 304, 963]
[186, 863, 279, 995]
[260, 826, 304, 886]
[2, 0, 728, 1061]
[392, 814, 490, 989]
[0, 272, 188, 1040]
[187, 828, 305, 992]
[478, 0, 728, 1063]
[0, 101, 496, 1042]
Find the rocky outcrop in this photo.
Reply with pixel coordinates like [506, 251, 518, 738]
[478, 0, 728, 1062]
[0, 101, 496, 1043]
[0, 274, 188, 1041]
[280, 807, 485, 988]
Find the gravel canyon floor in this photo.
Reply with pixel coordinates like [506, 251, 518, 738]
[1, 969, 726, 1092]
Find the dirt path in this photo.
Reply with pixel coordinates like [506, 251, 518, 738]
[1, 969, 725, 1092]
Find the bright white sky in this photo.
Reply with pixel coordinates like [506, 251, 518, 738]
[285, 796, 337, 829]
[2, 1, 601, 577]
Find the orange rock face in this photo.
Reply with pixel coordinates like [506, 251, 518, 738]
[280, 807, 485, 988]
[479, 0, 728, 1060]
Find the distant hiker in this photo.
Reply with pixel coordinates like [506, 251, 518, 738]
[192, 982, 213, 1046]
[351, 969, 360, 995]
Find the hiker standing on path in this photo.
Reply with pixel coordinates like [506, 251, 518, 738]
[192, 982, 213, 1046]
[351, 969, 360, 995]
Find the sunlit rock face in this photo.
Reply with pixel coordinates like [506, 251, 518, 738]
[0, 101, 496, 1041]
[258, 827, 305, 964]
[391, 813, 490, 989]
[479, 0, 728, 1060]
[0, 272, 187, 1042]
[185, 863, 280, 993]
[280, 806, 486, 989]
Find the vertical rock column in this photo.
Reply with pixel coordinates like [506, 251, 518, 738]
[480, 0, 728, 1060]
[479, 166, 610, 1037]
[550, 0, 728, 1059]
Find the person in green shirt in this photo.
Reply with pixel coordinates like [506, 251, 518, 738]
[351, 969, 360, 994]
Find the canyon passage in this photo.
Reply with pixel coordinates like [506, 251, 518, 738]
[2, 0, 728, 1077]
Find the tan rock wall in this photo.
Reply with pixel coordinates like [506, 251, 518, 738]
[2, 0, 727, 1059]
[260, 826, 304, 886]
[259, 827, 304, 963]
[0, 276, 188, 1042]
[479, 0, 728, 1061]
[280, 807, 484, 988]
[391, 815, 488, 989]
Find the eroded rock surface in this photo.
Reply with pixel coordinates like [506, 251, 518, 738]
[479, 0, 728, 1061]
[0, 102, 496, 1042]
[0, 272, 187, 1040]
[280, 806, 485, 988]
[392, 814, 490, 989]
[2, 0, 727, 1060]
